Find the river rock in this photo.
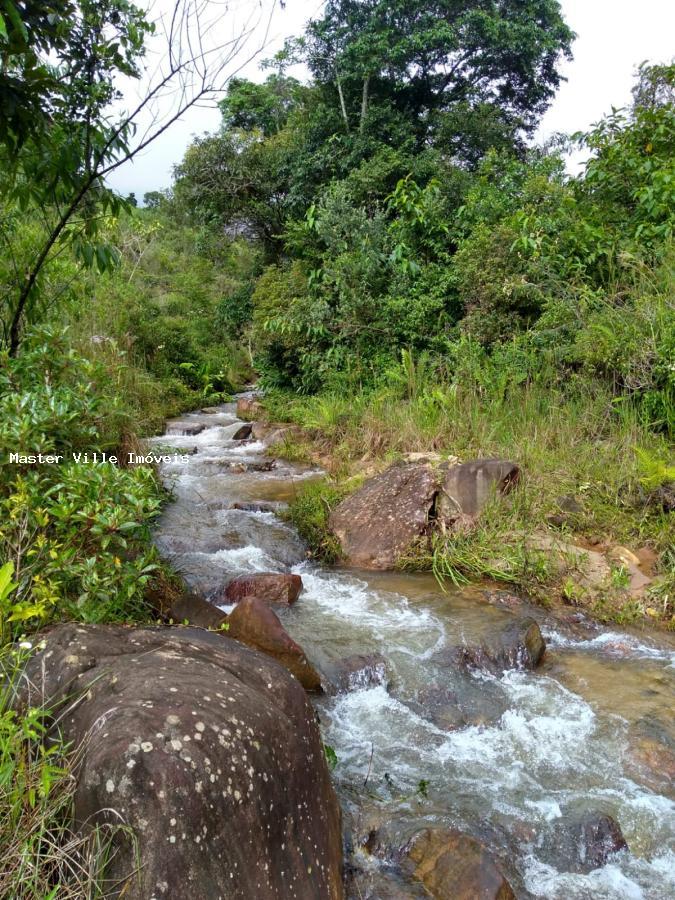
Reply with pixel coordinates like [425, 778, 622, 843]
[328, 463, 438, 569]
[169, 593, 229, 629]
[230, 501, 287, 514]
[436, 459, 520, 523]
[327, 653, 388, 693]
[539, 810, 628, 873]
[236, 397, 264, 420]
[626, 716, 675, 796]
[166, 421, 206, 436]
[222, 573, 303, 606]
[231, 423, 253, 440]
[405, 828, 516, 900]
[227, 595, 322, 691]
[451, 617, 546, 674]
[18, 624, 343, 900]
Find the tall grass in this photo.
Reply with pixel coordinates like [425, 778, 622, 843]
[0, 645, 135, 898]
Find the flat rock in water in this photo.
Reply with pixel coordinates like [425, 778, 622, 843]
[222, 573, 303, 606]
[405, 828, 516, 900]
[328, 463, 438, 569]
[227, 595, 322, 691]
[19, 624, 343, 900]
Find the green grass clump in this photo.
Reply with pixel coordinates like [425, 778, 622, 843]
[0, 644, 136, 898]
[284, 480, 354, 563]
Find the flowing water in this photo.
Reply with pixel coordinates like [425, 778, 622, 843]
[150, 401, 675, 899]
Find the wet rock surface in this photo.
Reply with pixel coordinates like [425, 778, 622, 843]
[227, 595, 322, 691]
[19, 623, 343, 900]
[231, 423, 253, 440]
[327, 653, 388, 693]
[538, 810, 628, 874]
[221, 573, 303, 606]
[404, 827, 516, 900]
[443, 616, 546, 674]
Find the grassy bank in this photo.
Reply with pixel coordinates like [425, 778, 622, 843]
[264, 375, 674, 629]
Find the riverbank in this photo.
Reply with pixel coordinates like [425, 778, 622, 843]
[255, 384, 674, 631]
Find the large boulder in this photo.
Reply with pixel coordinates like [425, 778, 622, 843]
[405, 828, 516, 900]
[236, 397, 264, 421]
[19, 624, 343, 900]
[451, 617, 546, 674]
[327, 459, 520, 569]
[227, 595, 322, 691]
[436, 459, 520, 523]
[328, 463, 438, 569]
[222, 573, 303, 606]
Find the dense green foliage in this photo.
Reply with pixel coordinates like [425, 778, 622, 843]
[170, 0, 673, 434]
[0, 0, 674, 889]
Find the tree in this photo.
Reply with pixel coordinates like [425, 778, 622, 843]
[219, 74, 307, 136]
[0, 0, 277, 354]
[305, 0, 574, 150]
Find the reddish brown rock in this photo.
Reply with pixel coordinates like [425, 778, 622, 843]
[227, 595, 322, 691]
[406, 828, 516, 899]
[236, 397, 264, 420]
[328, 463, 438, 569]
[223, 573, 303, 606]
[19, 624, 342, 900]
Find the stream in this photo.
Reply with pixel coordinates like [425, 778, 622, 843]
[149, 400, 675, 899]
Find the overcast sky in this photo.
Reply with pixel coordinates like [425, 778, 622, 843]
[108, 0, 675, 198]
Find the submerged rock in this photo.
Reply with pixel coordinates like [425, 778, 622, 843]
[19, 624, 343, 900]
[539, 810, 628, 874]
[405, 828, 516, 900]
[222, 573, 303, 606]
[447, 616, 546, 675]
[227, 595, 322, 691]
[166, 421, 206, 436]
[328, 462, 438, 569]
[327, 653, 388, 693]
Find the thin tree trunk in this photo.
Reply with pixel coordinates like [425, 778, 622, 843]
[336, 74, 350, 133]
[8, 176, 95, 356]
[359, 74, 370, 133]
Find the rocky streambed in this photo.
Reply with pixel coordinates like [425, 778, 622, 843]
[143, 399, 674, 899]
[23, 399, 674, 899]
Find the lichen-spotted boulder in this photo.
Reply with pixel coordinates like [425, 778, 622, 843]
[20, 624, 343, 900]
[328, 463, 438, 569]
